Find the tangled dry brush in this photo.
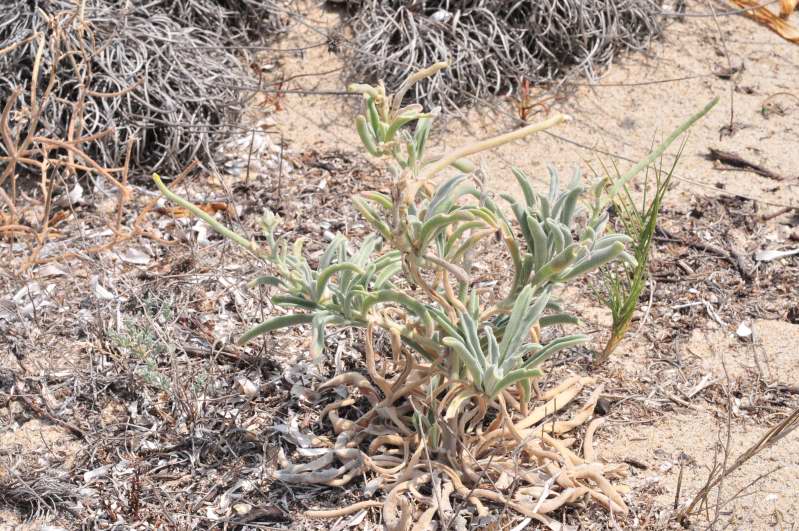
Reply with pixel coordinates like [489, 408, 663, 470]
[346, 0, 666, 109]
[0, 0, 282, 179]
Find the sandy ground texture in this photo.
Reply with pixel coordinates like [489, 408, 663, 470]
[2, 0, 799, 529]
[274, 1, 799, 209]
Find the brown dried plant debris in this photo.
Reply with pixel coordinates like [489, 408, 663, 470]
[728, 0, 799, 43]
[644, 195, 798, 336]
[0, 149, 387, 527]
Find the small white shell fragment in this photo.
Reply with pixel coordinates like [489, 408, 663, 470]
[736, 321, 752, 338]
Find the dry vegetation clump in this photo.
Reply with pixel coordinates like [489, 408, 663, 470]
[342, 0, 666, 109]
[135, 0, 286, 42]
[0, 0, 284, 266]
[0, 1, 256, 176]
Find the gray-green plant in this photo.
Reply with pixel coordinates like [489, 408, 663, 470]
[152, 63, 717, 522]
[108, 320, 171, 391]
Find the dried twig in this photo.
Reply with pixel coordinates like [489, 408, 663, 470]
[656, 226, 753, 280]
[708, 148, 785, 180]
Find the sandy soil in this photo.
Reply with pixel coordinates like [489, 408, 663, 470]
[2, 0, 798, 529]
[273, 2, 799, 212]
[595, 321, 799, 529]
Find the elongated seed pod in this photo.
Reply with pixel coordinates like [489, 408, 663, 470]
[451, 158, 475, 173]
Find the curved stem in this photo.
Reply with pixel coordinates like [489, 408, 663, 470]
[417, 114, 567, 183]
[153, 173, 258, 254]
[366, 322, 394, 397]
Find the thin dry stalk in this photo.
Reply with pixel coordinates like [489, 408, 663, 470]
[679, 406, 799, 524]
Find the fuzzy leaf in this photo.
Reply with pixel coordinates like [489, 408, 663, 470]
[413, 116, 433, 157]
[356, 115, 380, 156]
[546, 219, 565, 255]
[527, 216, 549, 271]
[444, 220, 487, 257]
[512, 167, 536, 209]
[249, 276, 286, 289]
[547, 166, 560, 203]
[311, 312, 345, 361]
[362, 191, 394, 210]
[531, 243, 579, 285]
[593, 234, 633, 250]
[458, 312, 486, 373]
[353, 197, 391, 238]
[385, 114, 420, 141]
[366, 97, 385, 140]
[524, 334, 587, 368]
[238, 314, 314, 345]
[558, 186, 582, 225]
[558, 241, 625, 282]
[418, 211, 474, 251]
[451, 158, 475, 173]
[315, 263, 364, 302]
[442, 336, 484, 386]
[319, 234, 347, 270]
[539, 313, 579, 327]
[486, 326, 500, 366]
[427, 174, 467, 217]
[489, 368, 542, 399]
[499, 287, 550, 367]
[271, 295, 319, 310]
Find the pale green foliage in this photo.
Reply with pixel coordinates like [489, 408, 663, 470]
[150, 67, 720, 523]
[153, 65, 716, 404]
[108, 320, 171, 391]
